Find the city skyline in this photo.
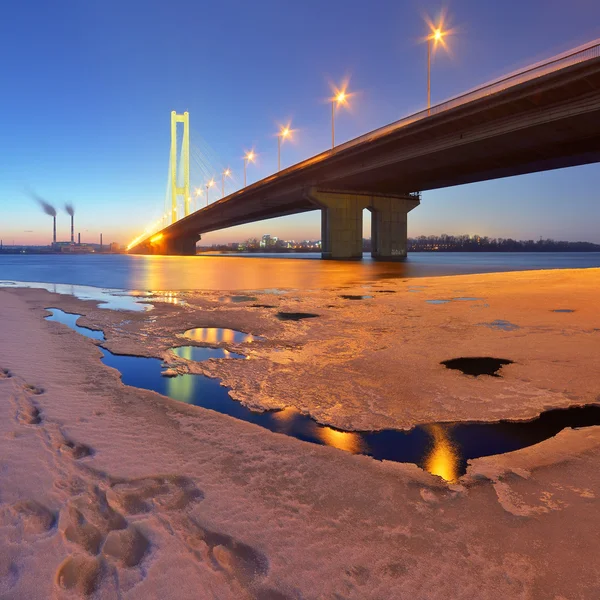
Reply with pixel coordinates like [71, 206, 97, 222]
[2, 1, 600, 246]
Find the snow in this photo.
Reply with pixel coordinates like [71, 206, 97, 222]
[0, 268, 599, 598]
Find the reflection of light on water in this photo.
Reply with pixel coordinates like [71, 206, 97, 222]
[165, 374, 195, 404]
[183, 327, 256, 344]
[152, 291, 181, 305]
[177, 346, 193, 361]
[424, 424, 459, 482]
[272, 406, 301, 423]
[318, 426, 364, 454]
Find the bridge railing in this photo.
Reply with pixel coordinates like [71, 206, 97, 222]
[330, 39, 600, 154]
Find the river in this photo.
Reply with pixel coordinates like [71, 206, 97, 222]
[0, 252, 599, 291]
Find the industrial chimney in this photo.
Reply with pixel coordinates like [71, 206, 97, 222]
[33, 194, 57, 246]
[78, 232, 81, 245]
[65, 204, 75, 243]
[100, 233, 103, 250]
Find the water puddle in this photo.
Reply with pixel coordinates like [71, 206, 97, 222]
[340, 295, 373, 300]
[426, 299, 451, 305]
[171, 346, 245, 361]
[45, 308, 105, 340]
[183, 327, 262, 344]
[553, 309, 575, 313]
[276, 312, 319, 321]
[1, 280, 152, 312]
[46, 309, 600, 483]
[97, 349, 600, 482]
[478, 320, 520, 331]
[441, 357, 513, 377]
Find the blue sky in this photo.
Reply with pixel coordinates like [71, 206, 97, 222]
[1, 0, 600, 246]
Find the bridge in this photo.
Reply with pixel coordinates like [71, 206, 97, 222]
[129, 40, 600, 260]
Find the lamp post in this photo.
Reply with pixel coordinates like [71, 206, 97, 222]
[426, 26, 447, 113]
[243, 151, 255, 187]
[221, 168, 231, 198]
[277, 126, 291, 171]
[331, 89, 348, 148]
[205, 179, 215, 206]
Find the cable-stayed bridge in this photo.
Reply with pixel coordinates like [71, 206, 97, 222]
[129, 40, 600, 260]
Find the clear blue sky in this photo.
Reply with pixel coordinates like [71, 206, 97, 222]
[1, 0, 600, 246]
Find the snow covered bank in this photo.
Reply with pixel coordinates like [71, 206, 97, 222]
[1, 268, 599, 598]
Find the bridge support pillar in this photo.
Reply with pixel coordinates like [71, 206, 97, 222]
[370, 196, 419, 260]
[161, 234, 200, 255]
[307, 189, 419, 260]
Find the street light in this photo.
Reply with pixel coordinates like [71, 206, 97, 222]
[243, 151, 255, 187]
[222, 168, 231, 198]
[277, 125, 292, 171]
[331, 87, 349, 148]
[205, 179, 215, 206]
[425, 21, 449, 113]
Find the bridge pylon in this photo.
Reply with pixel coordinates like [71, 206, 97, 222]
[170, 111, 190, 223]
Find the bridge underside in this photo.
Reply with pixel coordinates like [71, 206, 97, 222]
[134, 190, 419, 260]
[130, 55, 600, 260]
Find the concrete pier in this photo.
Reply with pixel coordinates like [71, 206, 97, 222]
[137, 233, 200, 255]
[308, 190, 419, 260]
[370, 196, 419, 260]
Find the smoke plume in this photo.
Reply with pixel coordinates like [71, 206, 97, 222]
[65, 203, 75, 216]
[29, 191, 57, 217]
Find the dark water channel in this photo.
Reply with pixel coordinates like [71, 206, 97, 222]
[45, 309, 600, 482]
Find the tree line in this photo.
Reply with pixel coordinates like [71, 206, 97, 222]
[404, 234, 600, 252]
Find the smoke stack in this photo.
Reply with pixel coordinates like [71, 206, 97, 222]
[78, 232, 81, 245]
[30, 192, 57, 246]
[100, 233, 103, 249]
[65, 204, 75, 243]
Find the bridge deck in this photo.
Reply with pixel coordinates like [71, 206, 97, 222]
[130, 41, 600, 254]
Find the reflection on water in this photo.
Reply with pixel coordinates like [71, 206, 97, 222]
[3, 253, 600, 292]
[49, 309, 600, 482]
[424, 425, 459, 483]
[317, 425, 365, 454]
[172, 346, 245, 361]
[149, 291, 184, 305]
[183, 327, 261, 344]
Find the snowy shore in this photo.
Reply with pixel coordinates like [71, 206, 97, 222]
[1, 269, 599, 598]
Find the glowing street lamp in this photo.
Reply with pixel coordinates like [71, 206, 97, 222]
[331, 87, 349, 148]
[425, 20, 450, 112]
[243, 151, 255, 187]
[221, 168, 231, 198]
[205, 179, 215, 206]
[277, 125, 292, 171]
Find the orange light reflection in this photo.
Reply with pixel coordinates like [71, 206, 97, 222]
[318, 425, 364, 454]
[424, 424, 459, 482]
